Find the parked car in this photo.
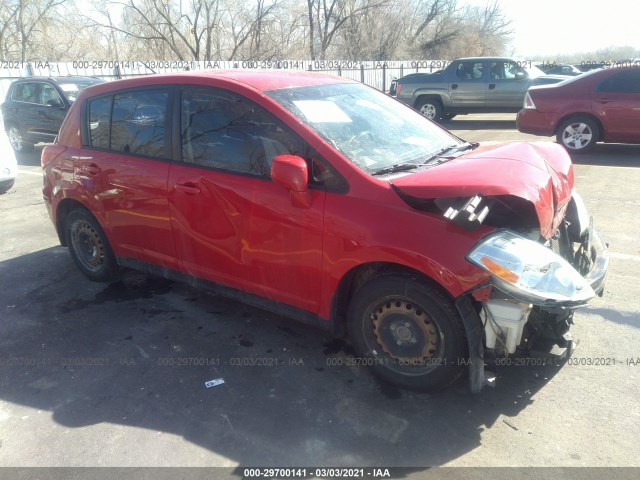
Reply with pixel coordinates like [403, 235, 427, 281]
[517, 66, 640, 152]
[0, 130, 17, 194]
[539, 64, 583, 76]
[42, 71, 608, 392]
[1, 76, 104, 152]
[394, 57, 569, 121]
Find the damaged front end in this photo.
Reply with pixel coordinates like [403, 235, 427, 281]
[390, 142, 610, 391]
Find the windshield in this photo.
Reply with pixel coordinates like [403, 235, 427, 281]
[266, 83, 460, 174]
[59, 79, 103, 103]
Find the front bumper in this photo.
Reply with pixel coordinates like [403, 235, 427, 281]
[582, 226, 609, 297]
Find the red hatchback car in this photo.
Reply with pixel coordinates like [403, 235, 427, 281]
[42, 71, 608, 392]
[517, 67, 640, 152]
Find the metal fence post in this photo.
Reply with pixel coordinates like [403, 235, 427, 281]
[360, 63, 364, 83]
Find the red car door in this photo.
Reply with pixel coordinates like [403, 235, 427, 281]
[592, 69, 640, 142]
[79, 88, 176, 269]
[168, 85, 327, 313]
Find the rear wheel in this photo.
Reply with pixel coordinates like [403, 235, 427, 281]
[556, 116, 599, 153]
[416, 98, 443, 121]
[65, 208, 120, 282]
[6, 125, 33, 153]
[347, 274, 467, 392]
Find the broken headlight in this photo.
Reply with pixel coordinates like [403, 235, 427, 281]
[467, 230, 595, 306]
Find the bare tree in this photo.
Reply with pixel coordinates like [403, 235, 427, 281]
[306, 0, 388, 60]
[0, 0, 69, 61]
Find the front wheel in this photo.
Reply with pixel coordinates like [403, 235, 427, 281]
[65, 208, 120, 282]
[416, 98, 443, 121]
[347, 275, 467, 392]
[556, 116, 599, 153]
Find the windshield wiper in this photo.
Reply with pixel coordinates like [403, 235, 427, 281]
[423, 142, 479, 164]
[372, 162, 420, 176]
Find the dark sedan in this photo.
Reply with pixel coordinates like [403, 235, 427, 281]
[1, 76, 104, 152]
[517, 67, 640, 152]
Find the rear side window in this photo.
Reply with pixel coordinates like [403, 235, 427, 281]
[11, 82, 40, 103]
[88, 97, 111, 149]
[84, 88, 169, 158]
[111, 90, 168, 157]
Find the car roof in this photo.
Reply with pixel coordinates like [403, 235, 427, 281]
[454, 57, 522, 62]
[78, 70, 354, 97]
[11, 76, 103, 84]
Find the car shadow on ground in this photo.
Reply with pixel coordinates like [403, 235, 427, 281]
[570, 144, 640, 167]
[14, 145, 44, 167]
[0, 247, 564, 467]
[443, 118, 517, 131]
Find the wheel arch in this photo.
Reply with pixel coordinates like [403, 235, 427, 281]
[413, 94, 443, 111]
[55, 198, 93, 246]
[329, 261, 456, 337]
[555, 113, 604, 141]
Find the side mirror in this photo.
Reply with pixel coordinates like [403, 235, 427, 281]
[270, 154, 311, 208]
[47, 99, 63, 108]
[515, 70, 527, 80]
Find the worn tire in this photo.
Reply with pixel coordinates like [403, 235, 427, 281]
[6, 125, 33, 153]
[415, 98, 443, 121]
[0, 180, 15, 194]
[556, 116, 599, 153]
[347, 274, 467, 392]
[65, 208, 120, 282]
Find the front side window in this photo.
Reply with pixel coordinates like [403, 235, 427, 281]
[596, 70, 640, 93]
[490, 61, 520, 80]
[180, 85, 341, 188]
[41, 83, 63, 106]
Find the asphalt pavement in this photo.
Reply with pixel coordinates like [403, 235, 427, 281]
[1, 115, 639, 473]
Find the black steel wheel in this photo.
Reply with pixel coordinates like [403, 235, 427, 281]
[347, 274, 467, 392]
[65, 208, 119, 282]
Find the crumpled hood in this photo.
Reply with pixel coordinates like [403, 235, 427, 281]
[390, 142, 574, 239]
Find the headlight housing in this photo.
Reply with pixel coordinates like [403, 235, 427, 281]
[467, 230, 595, 306]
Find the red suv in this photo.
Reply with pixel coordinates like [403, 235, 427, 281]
[42, 71, 609, 392]
[517, 67, 640, 152]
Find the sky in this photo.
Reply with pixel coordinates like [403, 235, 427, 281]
[458, 0, 640, 58]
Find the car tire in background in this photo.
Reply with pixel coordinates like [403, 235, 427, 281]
[416, 97, 443, 121]
[65, 208, 120, 282]
[347, 274, 467, 392]
[0, 180, 15, 194]
[556, 116, 599, 153]
[6, 125, 33, 153]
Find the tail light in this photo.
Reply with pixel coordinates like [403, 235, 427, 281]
[396, 83, 402, 96]
[523, 92, 537, 109]
[41, 145, 66, 168]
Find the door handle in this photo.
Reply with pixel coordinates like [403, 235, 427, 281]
[175, 182, 201, 194]
[451, 84, 458, 89]
[489, 84, 496, 90]
[81, 163, 101, 176]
